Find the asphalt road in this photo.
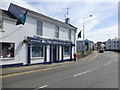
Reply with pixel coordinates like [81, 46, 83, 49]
[2, 51, 118, 89]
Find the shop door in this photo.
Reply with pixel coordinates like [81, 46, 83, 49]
[53, 46, 57, 62]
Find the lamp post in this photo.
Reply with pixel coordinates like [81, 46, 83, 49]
[83, 15, 92, 55]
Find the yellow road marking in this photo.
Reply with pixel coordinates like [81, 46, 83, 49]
[88, 53, 98, 61]
[0, 52, 99, 79]
[0, 64, 70, 78]
[0, 61, 73, 71]
[77, 52, 98, 63]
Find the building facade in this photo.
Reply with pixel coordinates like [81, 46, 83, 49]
[106, 38, 120, 51]
[0, 3, 77, 67]
[76, 39, 92, 52]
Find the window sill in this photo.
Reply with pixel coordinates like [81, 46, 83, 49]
[1, 58, 14, 60]
[34, 35, 43, 38]
[31, 57, 44, 60]
[64, 55, 70, 57]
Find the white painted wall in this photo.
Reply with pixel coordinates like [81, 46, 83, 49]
[106, 40, 119, 50]
[24, 17, 36, 37]
[1, 19, 20, 65]
[59, 27, 69, 40]
[43, 22, 55, 39]
[59, 46, 62, 61]
[46, 45, 50, 62]
[1, 15, 77, 66]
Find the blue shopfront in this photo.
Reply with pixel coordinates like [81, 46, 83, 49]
[27, 37, 73, 65]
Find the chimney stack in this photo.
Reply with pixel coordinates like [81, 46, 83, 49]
[65, 18, 70, 24]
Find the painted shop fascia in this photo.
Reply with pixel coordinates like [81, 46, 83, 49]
[0, 3, 77, 68]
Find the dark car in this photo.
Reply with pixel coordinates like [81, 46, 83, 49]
[99, 49, 104, 53]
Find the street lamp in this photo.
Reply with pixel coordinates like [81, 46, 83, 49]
[83, 15, 92, 55]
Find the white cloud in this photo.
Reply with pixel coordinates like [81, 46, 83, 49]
[0, 0, 118, 43]
[74, 2, 117, 33]
[86, 25, 118, 42]
[0, 0, 37, 11]
[1, 0, 118, 2]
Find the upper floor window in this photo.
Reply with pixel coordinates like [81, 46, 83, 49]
[55, 26, 59, 38]
[68, 30, 71, 40]
[36, 21, 43, 36]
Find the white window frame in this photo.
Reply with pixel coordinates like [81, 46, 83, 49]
[68, 30, 71, 40]
[55, 26, 59, 38]
[36, 21, 43, 36]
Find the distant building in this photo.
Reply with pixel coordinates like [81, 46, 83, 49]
[76, 39, 93, 52]
[106, 38, 120, 51]
[0, 3, 77, 67]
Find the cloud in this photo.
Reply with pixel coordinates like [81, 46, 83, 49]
[0, 0, 37, 11]
[0, 0, 118, 43]
[85, 25, 118, 42]
[74, 2, 117, 32]
[3, 0, 118, 2]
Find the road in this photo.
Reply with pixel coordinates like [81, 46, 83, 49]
[2, 51, 118, 89]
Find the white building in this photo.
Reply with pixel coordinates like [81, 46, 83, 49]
[0, 3, 77, 67]
[106, 38, 120, 51]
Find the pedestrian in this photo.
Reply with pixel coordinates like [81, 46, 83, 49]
[73, 53, 77, 61]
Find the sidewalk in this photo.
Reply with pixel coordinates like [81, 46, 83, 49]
[1, 51, 98, 76]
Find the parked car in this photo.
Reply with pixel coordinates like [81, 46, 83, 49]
[99, 49, 104, 53]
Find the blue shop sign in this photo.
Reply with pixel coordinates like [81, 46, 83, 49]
[27, 37, 72, 46]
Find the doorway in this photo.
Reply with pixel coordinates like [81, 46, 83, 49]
[53, 46, 57, 62]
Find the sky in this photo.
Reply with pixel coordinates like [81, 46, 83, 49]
[0, 0, 119, 43]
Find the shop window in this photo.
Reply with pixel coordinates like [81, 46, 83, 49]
[36, 21, 43, 36]
[64, 46, 70, 55]
[32, 44, 43, 57]
[0, 42, 15, 58]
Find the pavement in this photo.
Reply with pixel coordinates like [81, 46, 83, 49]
[1, 51, 98, 76]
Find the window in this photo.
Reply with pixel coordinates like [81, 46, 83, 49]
[55, 26, 59, 38]
[0, 42, 14, 58]
[64, 46, 70, 55]
[36, 21, 43, 36]
[68, 30, 71, 40]
[32, 44, 43, 57]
